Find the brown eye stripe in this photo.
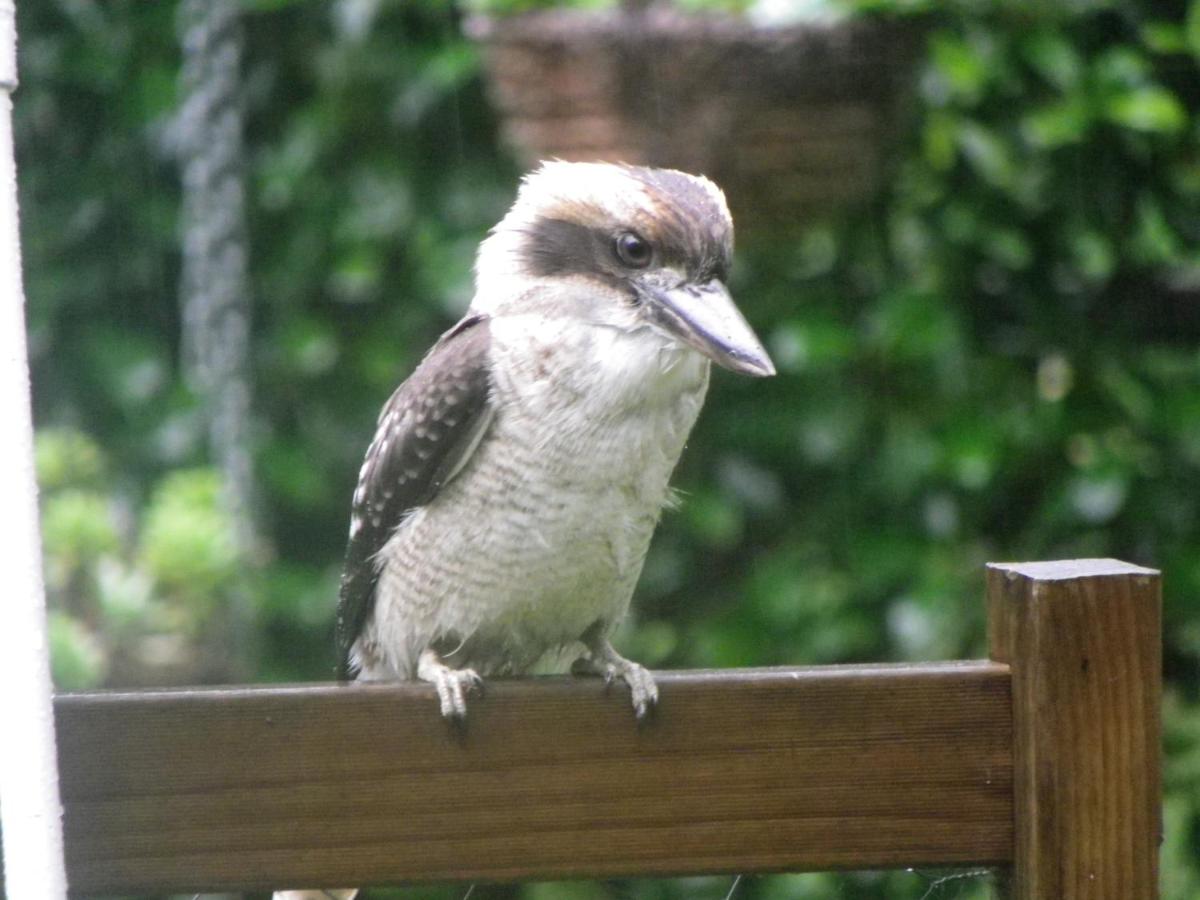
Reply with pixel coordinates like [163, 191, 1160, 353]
[520, 217, 605, 278]
[517, 169, 733, 284]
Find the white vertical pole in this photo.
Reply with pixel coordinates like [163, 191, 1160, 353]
[0, 1, 69, 896]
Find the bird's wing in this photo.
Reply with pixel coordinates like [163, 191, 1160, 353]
[336, 315, 494, 679]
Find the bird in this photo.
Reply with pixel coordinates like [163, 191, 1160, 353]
[336, 160, 774, 721]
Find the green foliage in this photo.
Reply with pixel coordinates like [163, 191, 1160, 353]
[40, 490, 120, 578]
[46, 610, 106, 691]
[34, 426, 107, 490]
[137, 469, 240, 604]
[35, 428, 245, 688]
[16, 0, 1200, 896]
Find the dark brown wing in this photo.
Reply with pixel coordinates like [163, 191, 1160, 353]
[336, 315, 493, 679]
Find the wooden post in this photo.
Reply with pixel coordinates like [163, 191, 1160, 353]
[988, 559, 1161, 899]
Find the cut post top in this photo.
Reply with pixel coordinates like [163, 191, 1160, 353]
[988, 558, 1158, 582]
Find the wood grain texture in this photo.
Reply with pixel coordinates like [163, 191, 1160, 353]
[53, 663, 1013, 895]
[988, 559, 1162, 899]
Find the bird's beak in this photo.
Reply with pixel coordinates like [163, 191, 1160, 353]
[639, 279, 776, 377]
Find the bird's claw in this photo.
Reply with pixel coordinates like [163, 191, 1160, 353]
[435, 667, 483, 720]
[574, 648, 658, 720]
[418, 649, 483, 720]
[621, 661, 659, 721]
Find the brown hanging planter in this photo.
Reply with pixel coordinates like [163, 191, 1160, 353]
[466, 5, 925, 230]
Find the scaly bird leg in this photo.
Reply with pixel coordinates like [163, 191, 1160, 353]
[417, 647, 483, 720]
[575, 635, 659, 720]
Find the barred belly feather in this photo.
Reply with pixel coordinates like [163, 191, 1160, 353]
[357, 314, 709, 680]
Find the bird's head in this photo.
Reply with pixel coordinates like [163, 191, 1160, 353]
[473, 161, 775, 378]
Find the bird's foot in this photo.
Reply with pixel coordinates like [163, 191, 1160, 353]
[574, 641, 658, 720]
[417, 649, 483, 720]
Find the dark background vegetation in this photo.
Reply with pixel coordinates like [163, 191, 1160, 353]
[17, 0, 1200, 897]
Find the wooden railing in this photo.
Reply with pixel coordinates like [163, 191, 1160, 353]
[14, 559, 1163, 898]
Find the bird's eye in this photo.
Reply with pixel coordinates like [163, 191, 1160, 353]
[614, 231, 652, 268]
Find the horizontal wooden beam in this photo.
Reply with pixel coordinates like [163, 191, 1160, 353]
[54, 662, 1013, 895]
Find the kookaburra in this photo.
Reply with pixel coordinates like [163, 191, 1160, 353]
[337, 161, 774, 720]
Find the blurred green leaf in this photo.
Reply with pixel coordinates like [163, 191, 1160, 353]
[1186, 0, 1200, 61]
[929, 31, 992, 105]
[957, 120, 1017, 188]
[1022, 95, 1092, 148]
[41, 490, 120, 576]
[1021, 28, 1083, 90]
[769, 318, 855, 374]
[48, 611, 108, 690]
[1143, 22, 1187, 55]
[279, 316, 341, 378]
[137, 468, 240, 604]
[35, 427, 106, 490]
[95, 557, 155, 632]
[922, 110, 959, 170]
[1104, 84, 1188, 133]
[1069, 229, 1115, 282]
[683, 488, 744, 548]
[1132, 194, 1182, 263]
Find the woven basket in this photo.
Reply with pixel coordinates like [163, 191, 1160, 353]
[467, 6, 924, 229]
